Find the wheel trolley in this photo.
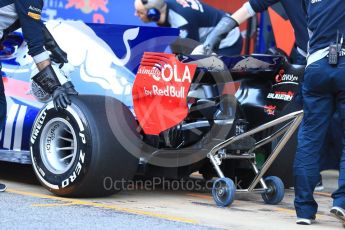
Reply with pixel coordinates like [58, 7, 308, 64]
[208, 111, 303, 207]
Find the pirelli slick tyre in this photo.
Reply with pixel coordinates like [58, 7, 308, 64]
[30, 95, 139, 197]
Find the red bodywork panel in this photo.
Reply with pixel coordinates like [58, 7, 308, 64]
[3, 77, 34, 100]
[132, 53, 197, 135]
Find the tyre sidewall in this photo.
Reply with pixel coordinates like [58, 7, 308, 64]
[30, 103, 91, 194]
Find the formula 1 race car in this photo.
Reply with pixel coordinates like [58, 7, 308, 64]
[0, 21, 304, 206]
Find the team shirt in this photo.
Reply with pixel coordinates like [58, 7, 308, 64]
[161, 0, 241, 49]
[248, 0, 308, 55]
[0, 0, 48, 63]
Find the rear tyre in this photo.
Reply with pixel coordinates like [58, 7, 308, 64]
[30, 95, 139, 197]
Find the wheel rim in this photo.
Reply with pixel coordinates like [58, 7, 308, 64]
[214, 180, 229, 203]
[39, 118, 78, 175]
[263, 180, 276, 200]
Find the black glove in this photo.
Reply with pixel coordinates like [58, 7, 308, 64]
[42, 25, 68, 64]
[32, 65, 78, 110]
[63, 81, 78, 95]
[52, 81, 79, 110]
[52, 86, 71, 110]
[203, 15, 239, 55]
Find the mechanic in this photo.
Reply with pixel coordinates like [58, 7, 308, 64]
[0, 0, 78, 192]
[134, 0, 243, 56]
[193, 0, 340, 193]
[293, 0, 345, 225]
[192, 0, 308, 64]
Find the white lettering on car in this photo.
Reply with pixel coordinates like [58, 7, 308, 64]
[267, 91, 295, 101]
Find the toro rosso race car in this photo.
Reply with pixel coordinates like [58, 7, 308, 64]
[0, 21, 303, 207]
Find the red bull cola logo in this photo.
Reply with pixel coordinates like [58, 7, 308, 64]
[65, 0, 109, 23]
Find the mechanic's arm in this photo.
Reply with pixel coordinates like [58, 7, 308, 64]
[14, 0, 49, 70]
[15, 0, 77, 109]
[230, 0, 282, 24]
[192, 0, 279, 55]
[180, 24, 199, 41]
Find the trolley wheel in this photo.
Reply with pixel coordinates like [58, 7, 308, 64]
[261, 176, 285, 205]
[212, 177, 236, 207]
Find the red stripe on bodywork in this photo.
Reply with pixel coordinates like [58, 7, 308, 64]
[3, 77, 35, 100]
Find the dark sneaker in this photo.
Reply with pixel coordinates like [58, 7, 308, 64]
[0, 183, 6, 192]
[296, 218, 313, 225]
[330, 207, 345, 224]
[314, 179, 324, 192]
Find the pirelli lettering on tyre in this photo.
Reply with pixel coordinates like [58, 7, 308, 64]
[31, 110, 47, 144]
[62, 149, 86, 188]
[79, 132, 86, 144]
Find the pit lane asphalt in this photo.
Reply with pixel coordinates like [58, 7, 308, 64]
[0, 162, 342, 229]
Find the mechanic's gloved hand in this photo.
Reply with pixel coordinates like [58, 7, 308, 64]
[62, 81, 78, 95]
[52, 82, 78, 110]
[32, 64, 79, 110]
[52, 85, 71, 110]
[49, 47, 68, 64]
[195, 14, 239, 55]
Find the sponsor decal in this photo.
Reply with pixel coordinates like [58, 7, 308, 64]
[264, 105, 277, 116]
[29, 6, 42, 13]
[267, 91, 294, 101]
[132, 52, 197, 135]
[275, 69, 299, 83]
[65, 0, 109, 23]
[45, 21, 137, 97]
[30, 109, 47, 144]
[28, 12, 41, 20]
[44, 0, 109, 23]
[137, 63, 192, 98]
[66, 0, 109, 13]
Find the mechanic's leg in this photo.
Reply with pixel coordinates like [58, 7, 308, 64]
[321, 112, 342, 171]
[331, 57, 345, 208]
[294, 59, 334, 219]
[216, 36, 243, 56]
[0, 65, 7, 192]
